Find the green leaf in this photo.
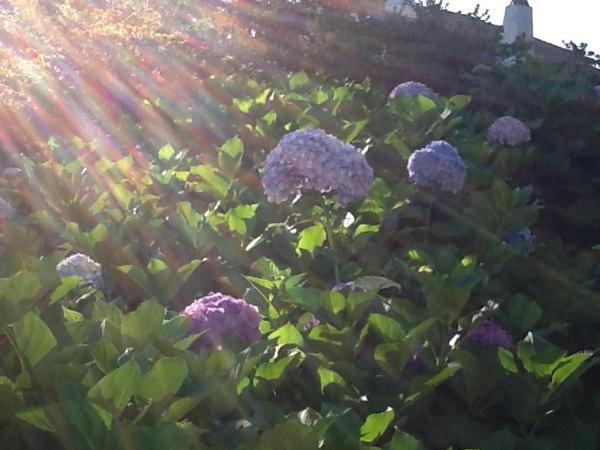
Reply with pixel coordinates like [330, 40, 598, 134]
[158, 143, 176, 161]
[297, 223, 327, 255]
[137, 357, 188, 402]
[285, 287, 322, 313]
[90, 339, 120, 375]
[17, 407, 57, 433]
[50, 276, 81, 304]
[87, 360, 141, 412]
[517, 336, 565, 379]
[219, 136, 244, 172]
[189, 165, 229, 198]
[147, 258, 169, 274]
[368, 314, 405, 342]
[390, 431, 425, 450]
[498, 347, 518, 374]
[255, 356, 295, 381]
[0, 271, 42, 303]
[12, 312, 57, 367]
[317, 367, 346, 393]
[270, 323, 304, 346]
[360, 408, 395, 444]
[550, 352, 593, 390]
[121, 300, 165, 348]
[289, 71, 310, 90]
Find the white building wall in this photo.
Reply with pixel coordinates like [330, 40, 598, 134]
[502, 4, 533, 43]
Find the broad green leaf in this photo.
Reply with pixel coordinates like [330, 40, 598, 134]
[137, 357, 188, 402]
[289, 71, 310, 90]
[17, 407, 57, 433]
[164, 396, 201, 421]
[220, 136, 244, 159]
[297, 223, 326, 255]
[158, 143, 176, 161]
[317, 367, 346, 393]
[87, 360, 141, 412]
[50, 276, 81, 304]
[91, 339, 120, 375]
[121, 300, 165, 348]
[12, 312, 57, 367]
[368, 314, 405, 342]
[360, 408, 395, 444]
[0, 271, 42, 303]
[255, 355, 300, 381]
[550, 352, 593, 390]
[147, 258, 169, 274]
[498, 347, 518, 374]
[285, 287, 322, 313]
[270, 323, 304, 346]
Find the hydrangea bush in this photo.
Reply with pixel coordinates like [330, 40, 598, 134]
[0, 67, 597, 450]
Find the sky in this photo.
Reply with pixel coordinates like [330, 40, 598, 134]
[446, 0, 600, 53]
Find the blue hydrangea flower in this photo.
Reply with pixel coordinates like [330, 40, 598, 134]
[182, 292, 261, 350]
[261, 129, 374, 206]
[487, 116, 531, 147]
[407, 140, 466, 193]
[0, 198, 15, 221]
[463, 320, 512, 350]
[389, 81, 436, 100]
[56, 253, 104, 290]
[505, 227, 535, 256]
[594, 85, 600, 97]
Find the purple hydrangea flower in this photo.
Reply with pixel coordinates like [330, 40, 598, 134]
[505, 227, 535, 256]
[261, 129, 374, 206]
[182, 292, 261, 350]
[56, 253, 104, 289]
[487, 116, 531, 147]
[0, 198, 15, 221]
[463, 320, 512, 350]
[407, 140, 466, 193]
[303, 318, 321, 332]
[389, 81, 436, 100]
[2, 167, 23, 179]
[407, 344, 424, 372]
[332, 281, 367, 294]
[593, 85, 600, 97]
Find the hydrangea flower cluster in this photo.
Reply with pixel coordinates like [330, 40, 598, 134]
[407, 140, 466, 193]
[2, 167, 23, 179]
[506, 227, 535, 256]
[303, 318, 321, 332]
[389, 81, 435, 100]
[182, 292, 261, 350]
[261, 129, 374, 206]
[56, 253, 104, 289]
[594, 85, 600, 97]
[0, 198, 15, 221]
[332, 281, 367, 294]
[487, 116, 531, 147]
[463, 320, 512, 350]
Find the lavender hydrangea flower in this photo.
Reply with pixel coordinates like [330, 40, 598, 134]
[389, 81, 436, 100]
[182, 292, 261, 350]
[2, 167, 23, 179]
[487, 116, 531, 147]
[463, 320, 512, 350]
[506, 227, 535, 256]
[303, 318, 321, 332]
[332, 281, 367, 294]
[56, 253, 104, 289]
[261, 129, 374, 206]
[407, 140, 466, 193]
[0, 198, 15, 221]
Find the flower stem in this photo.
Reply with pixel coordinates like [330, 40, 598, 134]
[424, 191, 434, 246]
[325, 221, 340, 283]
